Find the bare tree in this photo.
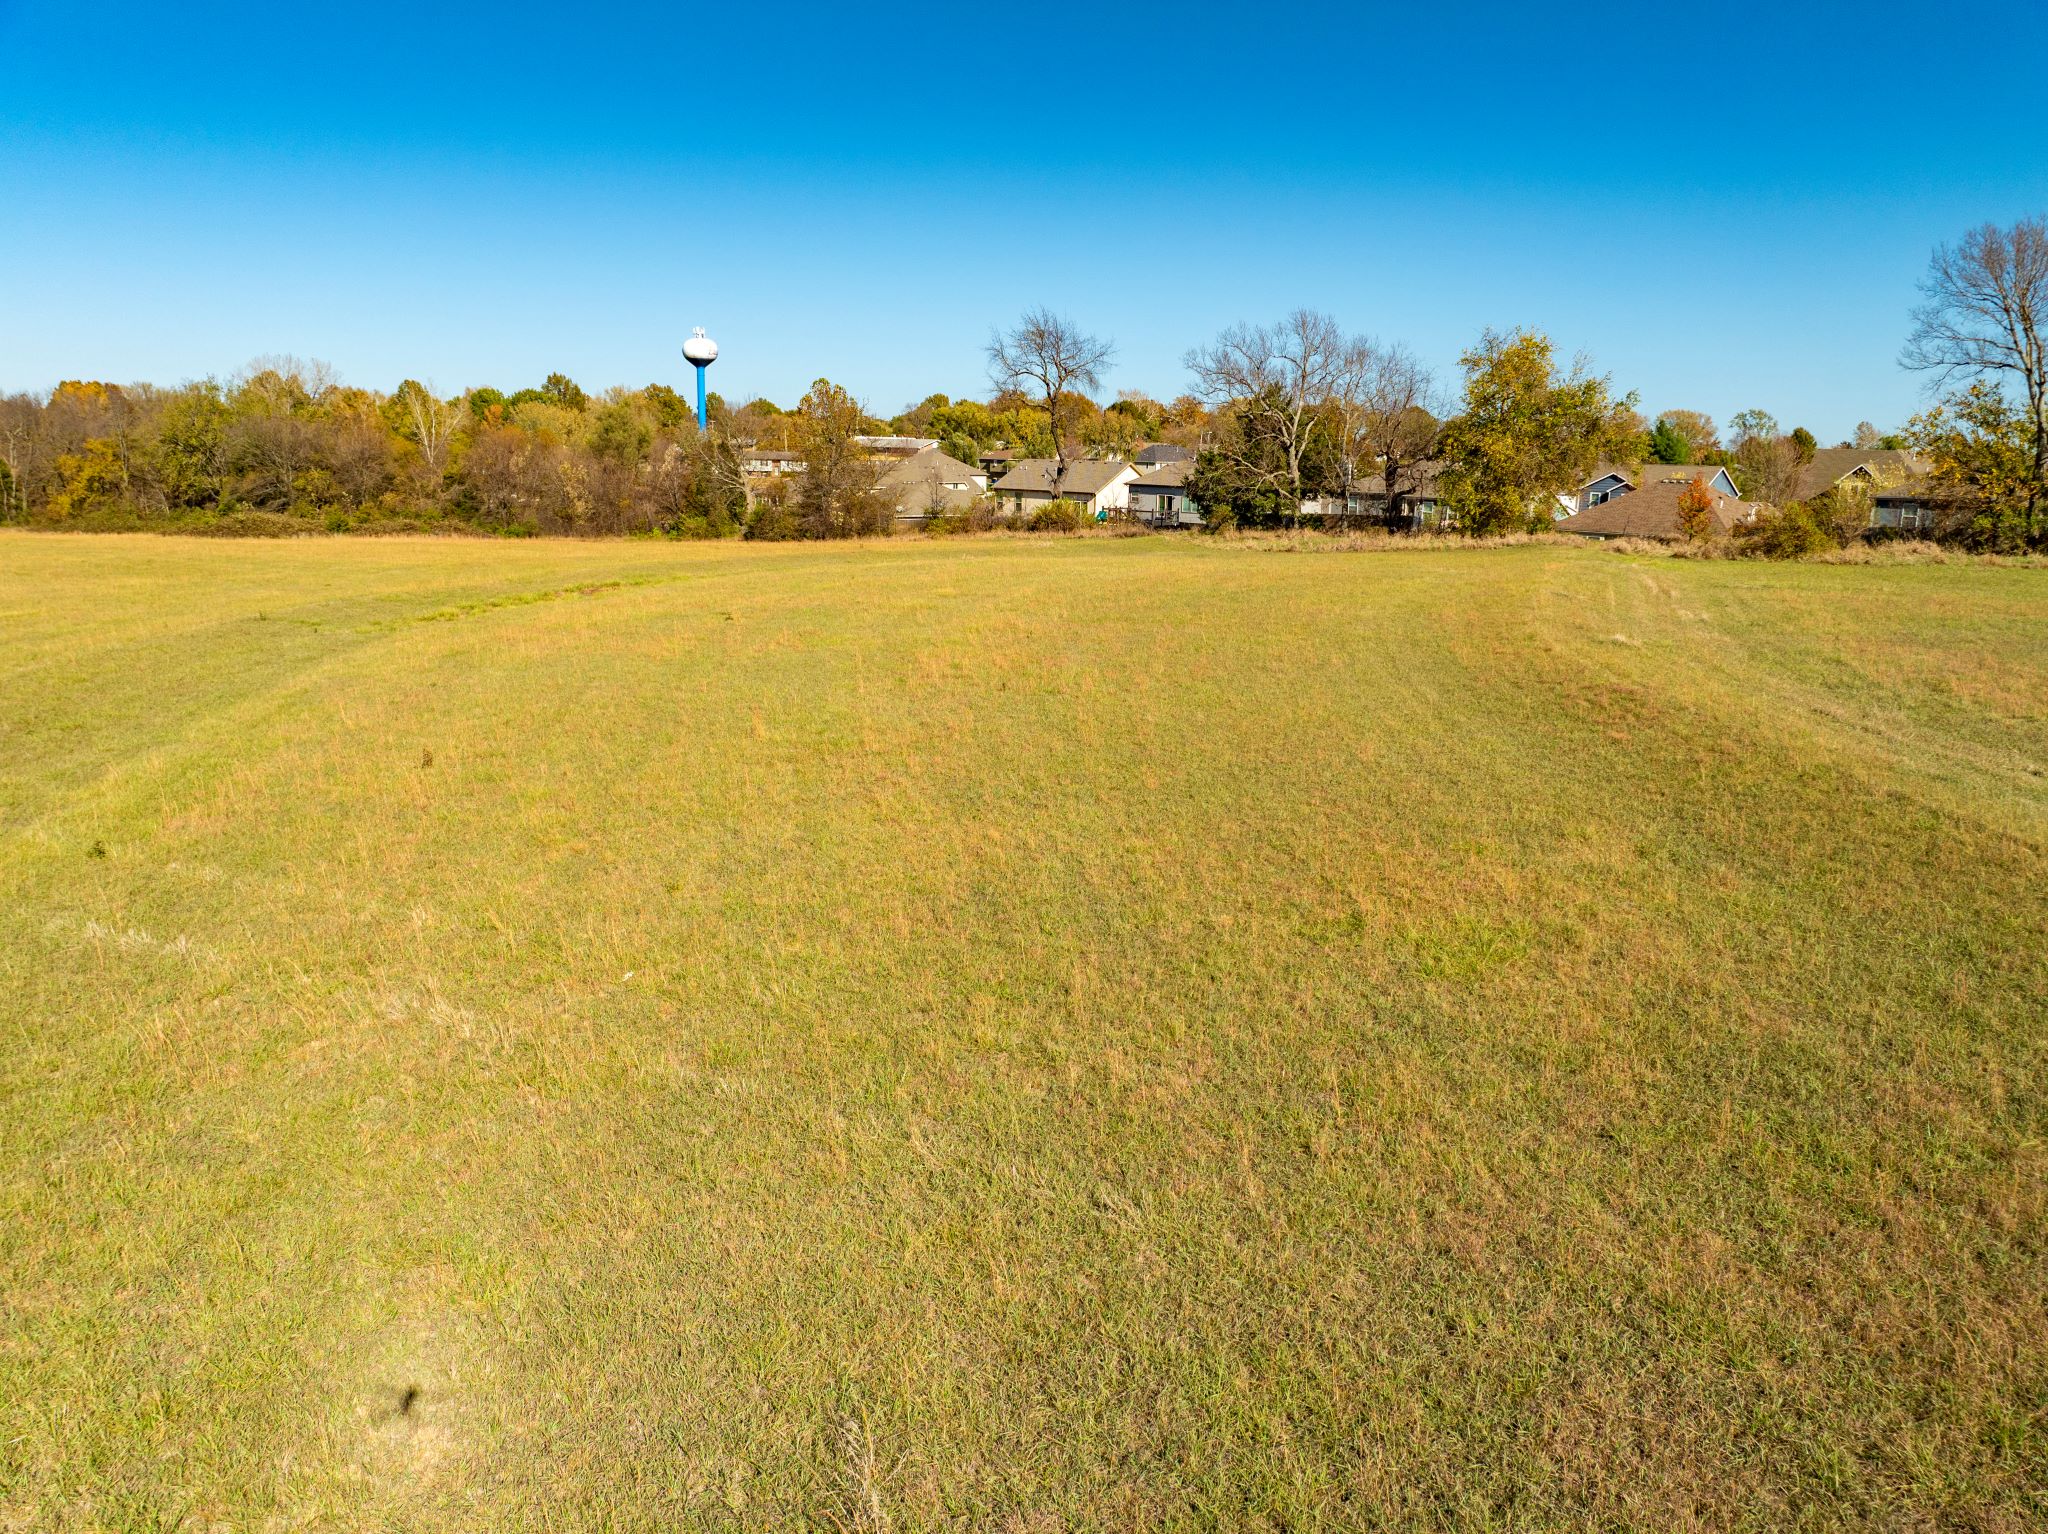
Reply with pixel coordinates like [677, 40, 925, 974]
[240, 355, 338, 406]
[1904, 217, 2048, 503]
[1323, 337, 1378, 511]
[0, 394, 43, 521]
[230, 412, 320, 507]
[1185, 309, 1355, 523]
[987, 308, 1114, 486]
[1723, 408, 1800, 505]
[226, 358, 323, 506]
[325, 402, 394, 508]
[395, 380, 461, 482]
[1343, 344, 1439, 528]
[696, 431, 750, 518]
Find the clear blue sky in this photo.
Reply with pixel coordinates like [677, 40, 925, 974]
[4, 1, 2044, 442]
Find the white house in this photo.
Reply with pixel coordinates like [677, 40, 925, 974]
[741, 448, 805, 476]
[991, 458, 1138, 521]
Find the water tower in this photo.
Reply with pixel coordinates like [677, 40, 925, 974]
[682, 327, 718, 430]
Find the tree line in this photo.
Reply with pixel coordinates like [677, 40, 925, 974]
[0, 355, 1211, 541]
[0, 365, 754, 538]
[3, 216, 2041, 550]
[1164, 214, 2046, 550]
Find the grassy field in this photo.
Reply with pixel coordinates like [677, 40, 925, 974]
[2, 530, 2044, 1532]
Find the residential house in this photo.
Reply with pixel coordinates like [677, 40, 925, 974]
[1569, 463, 1740, 515]
[1128, 459, 1199, 527]
[1791, 446, 1923, 505]
[978, 446, 1020, 478]
[1868, 478, 1939, 533]
[854, 435, 939, 458]
[991, 458, 1138, 521]
[741, 448, 806, 476]
[1555, 475, 1761, 540]
[1133, 442, 1193, 470]
[1790, 447, 1933, 531]
[1299, 462, 1451, 528]
[1359, 462, 1450, 529]
[877, 446, 989, 523]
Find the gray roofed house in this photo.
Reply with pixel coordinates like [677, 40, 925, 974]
[1360, 460, 1451, 529]
[1134, 442, 1193, 468]
[1358, 461, 1446, 497]
[876, 446, 988, 521]
[1128, 458, 1199, 527]
[1298, 461, 1451, 528]
[992, 457, 1139, 520]
[1868, 474, 1940, 534]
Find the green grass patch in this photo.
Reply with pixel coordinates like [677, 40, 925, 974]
[2, 531, 2044, 1530]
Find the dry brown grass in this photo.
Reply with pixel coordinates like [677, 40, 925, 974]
[1603, 532, 2048, 566]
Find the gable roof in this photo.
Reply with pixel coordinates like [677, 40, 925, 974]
[1872, 475, 1939, 503]
[877, 446, 985, 512]
[993, 458, 1136, 496]
[876, 445, 981, 488]
[1792, 447, 1924, 504]
[1556, 477, 1761, 540]
[1135, 442, 1192, 466]
[854, 435, 939, 456]
[1130, 459, 1192, 489]
[1356, 459, 1448, 498]
[1582, 462, 1732, 492]
[1635, 464, 1738, 495]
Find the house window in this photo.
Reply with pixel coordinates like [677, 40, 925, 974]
[1161, 494, 1177, 512]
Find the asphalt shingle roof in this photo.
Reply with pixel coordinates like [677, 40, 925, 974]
[1792, 448, 1924, 503]
[1557, 477, 1761, 540]
[993, 458, 1134, 496]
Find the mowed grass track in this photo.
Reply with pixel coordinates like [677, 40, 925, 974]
[2, 532, 2044, 1532]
